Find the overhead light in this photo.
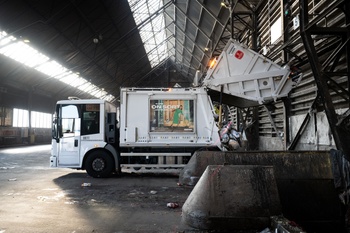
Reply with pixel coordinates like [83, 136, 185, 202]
[209, 57, 217, 69]
[20, 36, 30, 43]
[221, 1, 230, 8]
[19, 36, 30, 43]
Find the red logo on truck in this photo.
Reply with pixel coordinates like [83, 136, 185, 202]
[235, 50, 244, 59]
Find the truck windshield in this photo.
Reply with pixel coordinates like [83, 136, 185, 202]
[53, 103, 101, 138]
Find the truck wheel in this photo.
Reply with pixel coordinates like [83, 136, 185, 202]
[85, 150, 114, 178]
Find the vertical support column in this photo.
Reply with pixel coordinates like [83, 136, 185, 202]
[28, 90, 34, 144]
[345, 1, 350, 109]
[282, 97, 291, 150]
[167, 59, 170, 87]
[299, 0, 350, 159]
[230, 0, 234, 39]
[282, 0, 290, 62]
[282, 0, 291, 150]
[246, 107, 259, 150]
[251, 7, 258, 51]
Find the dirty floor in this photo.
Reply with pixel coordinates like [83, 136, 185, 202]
[0, 145, 201, 233]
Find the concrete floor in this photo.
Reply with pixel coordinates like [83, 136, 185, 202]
[0, 145, 200, 233]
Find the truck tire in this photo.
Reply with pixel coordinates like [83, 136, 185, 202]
[85, 150, 114, 178]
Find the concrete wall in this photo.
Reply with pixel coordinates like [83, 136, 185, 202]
[289, 111, 340, 151]
[0, 127, 51, 147]
[259, 137, 284, 150]
[258, 109, 348, 151]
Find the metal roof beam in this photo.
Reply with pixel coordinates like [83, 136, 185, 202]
[195, 0, 225, 28]
[163, 10, 210, 59]
[172, 2, 211, 40]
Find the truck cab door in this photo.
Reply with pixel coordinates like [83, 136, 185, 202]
[58, 105, 81, 166]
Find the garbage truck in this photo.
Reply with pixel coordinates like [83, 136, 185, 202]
[50, 39, 302, 177]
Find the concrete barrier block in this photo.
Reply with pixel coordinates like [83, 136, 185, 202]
[182, 165, 281, 230]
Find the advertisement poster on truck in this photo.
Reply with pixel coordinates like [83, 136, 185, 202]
[149, 99, 194, 133]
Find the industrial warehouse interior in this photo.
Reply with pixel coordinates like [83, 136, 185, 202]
[0, 0, 349, 232]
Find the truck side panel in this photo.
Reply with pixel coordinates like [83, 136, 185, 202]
[119, 88, 219, 148]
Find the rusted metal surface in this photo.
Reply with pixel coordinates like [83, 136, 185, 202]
[179, 150, 333, 185]
[182, 165, 281, 230]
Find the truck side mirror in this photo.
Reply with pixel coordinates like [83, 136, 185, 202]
[52, 118, 60, 142]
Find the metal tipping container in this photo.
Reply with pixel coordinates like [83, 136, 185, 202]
[202, 39, 302, 107]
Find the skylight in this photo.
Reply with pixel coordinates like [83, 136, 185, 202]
[128, 0, 168, 67]
[0, 31, 115, 102]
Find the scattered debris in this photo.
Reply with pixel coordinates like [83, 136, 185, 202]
[37, 192, 66, 202]
[64, 200, 79, 205]
[81, 183, 91, 187]
[128, 190, 144, 195]
[42, 188, 58, 191]
[8, 178, 17, 181]
[149, 190, 157, 195]
[166, 202, 179, 208]
[0, 167, 14, 170]
[270, 215, 306, 233]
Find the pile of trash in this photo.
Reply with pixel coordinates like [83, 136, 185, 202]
[219, 121, 241, 150]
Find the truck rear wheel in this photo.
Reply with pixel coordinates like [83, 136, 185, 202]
[85, 150, 114, 178]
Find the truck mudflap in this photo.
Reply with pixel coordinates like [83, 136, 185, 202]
[202, 39, 302, 107]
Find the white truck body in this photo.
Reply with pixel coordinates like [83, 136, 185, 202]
[119, 87, 219, 148]
[50, 39, 301, 177]
[50, 87, 221, 177]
